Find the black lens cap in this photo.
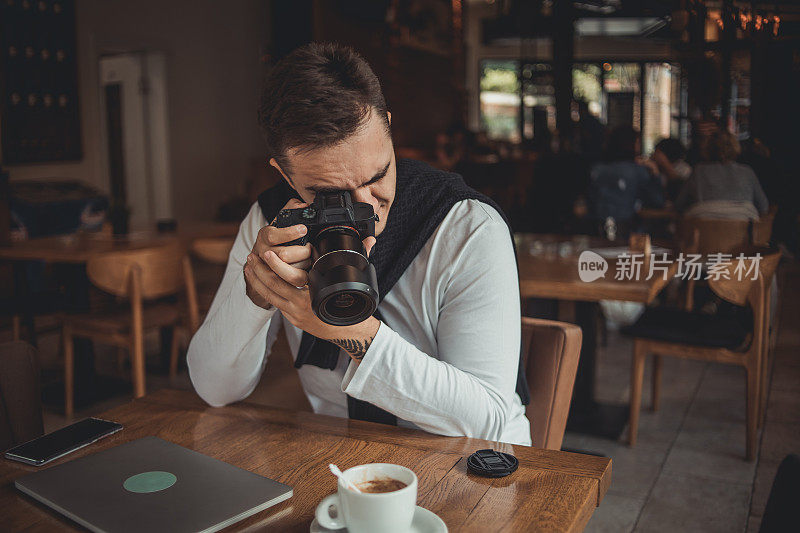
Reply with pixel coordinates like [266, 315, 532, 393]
[467, 449, 519, 478]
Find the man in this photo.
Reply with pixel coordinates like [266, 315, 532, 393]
[187, 43, 531, 446]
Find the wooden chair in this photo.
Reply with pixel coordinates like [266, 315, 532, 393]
[625, 247, 780, 460]
[191, 237, 234, 265]
[0, 341, 44, 449]
[629, 233, 651, 256]
[677, 216, 773, 311]
[166, 236, 233, 380]
[521, 317, 582, 450]
[677, 216, 773, 256]
[62, 244, 199, 417]
[189, 237, 234, 314]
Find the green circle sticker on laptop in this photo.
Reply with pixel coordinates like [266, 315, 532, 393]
[123, 471, 177, 493]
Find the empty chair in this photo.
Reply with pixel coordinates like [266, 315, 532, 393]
[623, 247, 780, 460]
[678, 216, 772, 256]
[166, 237, 234, 381]
[677, 217, 774, 311]
[0, 341, 44, 449]
[189, 237, 234, 315]
[62, 243, 199, 417]
[521, 317, 582, 450]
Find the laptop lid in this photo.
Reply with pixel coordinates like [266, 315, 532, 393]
[15, 436, 292, 533]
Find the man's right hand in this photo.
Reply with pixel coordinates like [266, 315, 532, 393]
[244, 199, 312, 309]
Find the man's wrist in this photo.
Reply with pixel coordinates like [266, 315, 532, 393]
[323, 316, 381, 361]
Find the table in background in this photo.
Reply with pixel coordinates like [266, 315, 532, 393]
[0, 222, 238, 263]
[637, 207, 678, 222]
[516, 234, 677, 439]
[0, 224, 238, 411]
[0, 389, 612, 532]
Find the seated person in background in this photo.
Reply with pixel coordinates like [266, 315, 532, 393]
[642, 138, 691, 202]
[676, 131, 769, 220]
[588, 125, 665, 238]
[434, 124, 466, 171]
[187, 43, 531, 446]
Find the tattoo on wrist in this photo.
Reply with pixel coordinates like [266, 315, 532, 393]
[331, 337, 372, 360]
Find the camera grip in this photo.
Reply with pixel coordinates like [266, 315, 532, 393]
[270, 209, 309, 246]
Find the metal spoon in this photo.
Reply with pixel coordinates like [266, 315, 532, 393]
[328, 464, 361, 493]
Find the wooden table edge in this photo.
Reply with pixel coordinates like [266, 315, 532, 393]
[134, 389, 612, 506]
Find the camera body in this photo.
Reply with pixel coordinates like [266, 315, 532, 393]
[274, 192, 376, 246]
[273, 191, 380, 326]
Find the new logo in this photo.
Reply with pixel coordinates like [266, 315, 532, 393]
[578, 251, 608, 282]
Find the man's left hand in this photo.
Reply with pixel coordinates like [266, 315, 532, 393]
[252, 236, 380, 360]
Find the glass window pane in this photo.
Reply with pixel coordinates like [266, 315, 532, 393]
[604, 63, 641, 131]
[573, 63, 603, 118]
[731, 49, 751, 139]
[522, 63, 554, 142]
[643, 63, 675, 154]
[479, 59, 520, 142]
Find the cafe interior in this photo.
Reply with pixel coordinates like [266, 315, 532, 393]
[1, 0, 799, 531]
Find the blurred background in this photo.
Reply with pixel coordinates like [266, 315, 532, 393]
[1, 2, 799, 532]
[2, 0, 798, 238]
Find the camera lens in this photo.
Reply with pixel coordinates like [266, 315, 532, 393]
[320, 291, 369, 321]
[308, 227, 379, 326]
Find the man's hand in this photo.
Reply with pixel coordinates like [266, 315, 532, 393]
[244, 199, 313, 309]
[243, 198, 379, 361]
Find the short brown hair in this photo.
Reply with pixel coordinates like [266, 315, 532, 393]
[699, 130, 740, 163]
[258, 42, 390, 170]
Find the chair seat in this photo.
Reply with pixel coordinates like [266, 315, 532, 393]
[621, 306, 752, 350]
[65, 302, 181, 334]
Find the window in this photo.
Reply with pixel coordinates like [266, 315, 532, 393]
[522, 63, 555, 142]
[479, 60, 556, 143]
[603, 62, 641, 131]
[479, 59, 520, 142]
[480, 59, 689, 150]
[643, 63, 675, 154]
[573, 63, 603, 118]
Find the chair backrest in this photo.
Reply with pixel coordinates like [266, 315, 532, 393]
[752, 207, 776, 245]
[707, 246, 780, 308]
[708, 247, 780, 361]
[678, 217, 767, 256]
[629, 233, 652, 270]
[629, 233, 651, 256]
[86, 243, 186, 300]
[0, 341, 44, 449]
[191, 237, 234, 265]
[521, 317, 582, 450]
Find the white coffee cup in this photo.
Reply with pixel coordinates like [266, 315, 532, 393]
[315, 463, 418, 533]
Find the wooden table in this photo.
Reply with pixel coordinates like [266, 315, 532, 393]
[516, 235, 678, 440]
[1, 389, 612, 532]
[0, 222, 238, 263]
[516, 236, 677, 304]
[0, 223, 238, 410]
[637, 207, 677, 222]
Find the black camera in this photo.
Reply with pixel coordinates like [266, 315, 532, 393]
[273, 191, 380, 326]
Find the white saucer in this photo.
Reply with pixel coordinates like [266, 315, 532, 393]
[310, 505, 447, 532]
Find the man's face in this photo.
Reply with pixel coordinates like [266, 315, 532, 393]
[270, 109, 396, 236]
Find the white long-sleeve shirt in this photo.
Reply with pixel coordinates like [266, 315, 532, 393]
[187, 199, 531, 446]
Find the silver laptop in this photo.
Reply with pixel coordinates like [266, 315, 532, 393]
[15, 436, 293, 533]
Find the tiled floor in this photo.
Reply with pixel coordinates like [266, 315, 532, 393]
[22, 263, 800, 532]
[576, 262, 800, 533]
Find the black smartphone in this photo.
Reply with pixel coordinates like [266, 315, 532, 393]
[4, 418, 123, 466]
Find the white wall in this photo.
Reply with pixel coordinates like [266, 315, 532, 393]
[5, 0, 269, 223]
